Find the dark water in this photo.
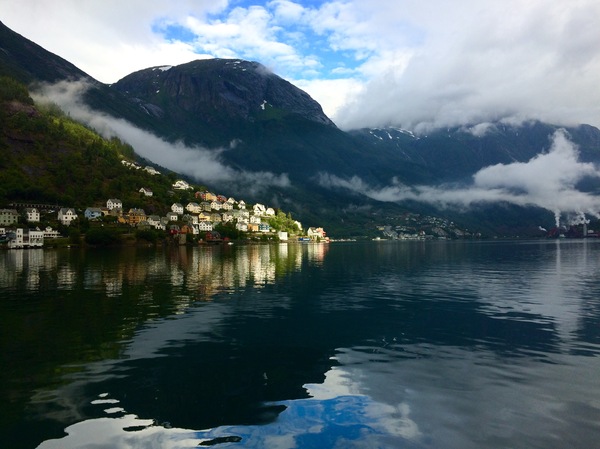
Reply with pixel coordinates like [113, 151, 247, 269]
[1, 240, 600, 448]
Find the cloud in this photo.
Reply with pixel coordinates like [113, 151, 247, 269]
[332, 0, 600, 132]
[4, 1, 600, 131]
[318, 129, 600, 226]
[31, 80, 290, 192]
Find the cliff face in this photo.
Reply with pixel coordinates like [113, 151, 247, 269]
[112, 59, 335, 128]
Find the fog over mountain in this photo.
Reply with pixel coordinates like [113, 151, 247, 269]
[32, 79, 291, 194]
[319, 130, 600, 227]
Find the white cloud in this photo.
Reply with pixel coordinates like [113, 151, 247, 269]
[31, 80, 290, 192]
[318, 130, 600, 227]
[3, 0, 600, 131]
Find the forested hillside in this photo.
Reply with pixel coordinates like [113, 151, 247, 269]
[0, 76, 204, 213]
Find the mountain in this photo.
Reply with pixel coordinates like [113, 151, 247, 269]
[2, 19, 600, 237]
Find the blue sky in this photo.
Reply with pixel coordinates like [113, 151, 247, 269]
[3, 0, 600, 131]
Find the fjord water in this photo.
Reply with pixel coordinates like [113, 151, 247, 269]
[1, 240, 600, 449]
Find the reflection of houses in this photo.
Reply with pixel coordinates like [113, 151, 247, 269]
[7, 228, 44, 248]
[58, 208, 78, 226]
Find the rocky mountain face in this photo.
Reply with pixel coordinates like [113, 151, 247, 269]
[113, 59, 335, 128]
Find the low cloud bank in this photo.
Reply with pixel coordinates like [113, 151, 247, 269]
[319, 130, 600, 227]
[31, 80, 290, 193]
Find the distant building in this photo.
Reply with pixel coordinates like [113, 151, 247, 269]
[0, 209, 18, 226]
[127, 208, 146, 226]
[7, 228, 44, 248]
[58, 208, 78, 226]
[84, 207, 103, 220]
[107, 198, 123, 210]
[171, 203, 184, 215]
[172, 180, 192, 190]
[307, 227, 327, 241]
[144, 166, 160, 175]
[24, 208, 40, 222]
[139, 187, 153, 197]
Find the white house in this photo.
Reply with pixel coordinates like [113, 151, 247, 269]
[107, 198, 122, 210]
[0, 209, 18, 226]
[24, 208, 40, 222]
[7, 228, 44, 248]
[235, 222, 248, 232]
[198, 221, 213, 232]
[166, 212, 179, 222]
[222, 212, 234, 223]
[171, 203, 184, 215]
[265, 207, 276, 216]
[144, 166, 160, 175]
[172, 180, 192, 190]
[43, 227, 61, 238]
[147, 215, 164, 230]
[58, 208, 78, 226]
[139, 187, 153, 197]
[307, 227, 327, 241]
[237, 200, 246, 210]
[186, 202, 202, 213]
[253, 203, 266, 216]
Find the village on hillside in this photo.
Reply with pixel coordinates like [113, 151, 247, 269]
[0, 167, 329, 248]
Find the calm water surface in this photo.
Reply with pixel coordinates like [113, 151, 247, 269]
[1, 240, 600, 448]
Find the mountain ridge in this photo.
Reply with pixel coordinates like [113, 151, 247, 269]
[2, 19, 600, 237]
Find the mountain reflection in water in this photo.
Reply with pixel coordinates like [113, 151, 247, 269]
[1, 240, 600, 449]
